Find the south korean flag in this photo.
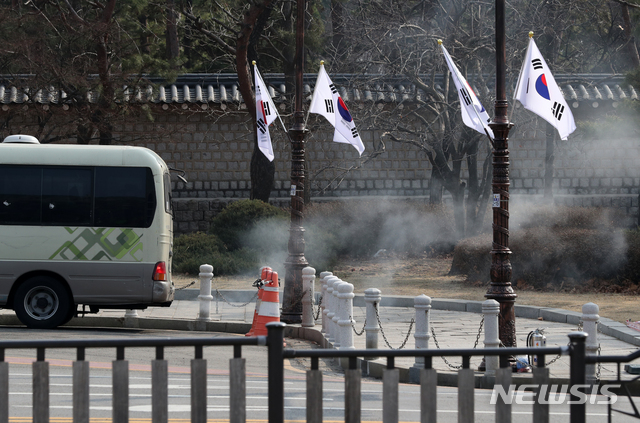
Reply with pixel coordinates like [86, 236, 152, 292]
[254, 63, 282, 161]
[439, 41, 494, 140]
[309, 62, 365, 156]
[514, 34, 576, 140]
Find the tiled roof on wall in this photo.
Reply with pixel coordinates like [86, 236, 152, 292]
[0, 73, 636, 108]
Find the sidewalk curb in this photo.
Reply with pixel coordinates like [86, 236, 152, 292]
[181, 289, 640, 347]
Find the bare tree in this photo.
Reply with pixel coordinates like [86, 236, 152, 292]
[182, 1, 279, 202]
[0, 0, 174, 144]
[310, 0, 497, 238]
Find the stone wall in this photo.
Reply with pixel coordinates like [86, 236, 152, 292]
[1, 102, 638, 234]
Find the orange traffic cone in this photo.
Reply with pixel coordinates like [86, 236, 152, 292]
[251, 270, 280, 336]
[246, 267, 271, 337]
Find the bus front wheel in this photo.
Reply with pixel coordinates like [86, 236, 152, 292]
[14, 276, 72, 329]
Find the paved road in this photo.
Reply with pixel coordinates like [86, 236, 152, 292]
[3, 327, 640, 422]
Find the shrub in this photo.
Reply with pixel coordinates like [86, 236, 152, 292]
[624, 228, 640, 281]
[451, 206, 635, 289]
[304, 200, 456, 258]
[172, 232, 257, 275]
[174, 199, 458, 277]
[209, 200, 288, 250]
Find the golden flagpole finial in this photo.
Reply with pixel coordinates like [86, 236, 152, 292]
[320, 60, 324, 65]
[529, 31, 534, 38]
[252, 60, 256, 65]
[437, 39, 443, 45]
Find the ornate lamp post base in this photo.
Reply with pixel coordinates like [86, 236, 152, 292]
[282, 222, 308, 324]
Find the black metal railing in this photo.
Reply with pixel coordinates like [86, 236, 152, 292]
[267, 322, 573, 423]
[588, 348, 640, 421]
[0, 335, 266, 423]
[1, 323, 639, 423]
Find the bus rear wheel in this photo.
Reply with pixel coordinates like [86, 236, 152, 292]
[14, 276, 71, 329]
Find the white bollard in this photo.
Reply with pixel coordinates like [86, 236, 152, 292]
[413, 294, 432, 369]
[302, 267, 316, 327]
[582, 302, 600, 384]
[483, 299, 501, 375]
[331, 279, 344, 348]
[319, 272, 332, 334]
[338, 282, 355, 350]
[364, 288, 381, 357]
[124, 309, 139, 328]
[197, 264, 214, 322]
[124, 309, 139, 318]
[325, 276, 339, 344]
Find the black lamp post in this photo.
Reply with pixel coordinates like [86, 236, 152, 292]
[485, 0, 517, 354]
[281, 0, 308, 324]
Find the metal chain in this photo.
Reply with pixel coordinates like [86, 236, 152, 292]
[431, 326, 462, 369]
[473, 316, 484, 349]
[495, 340, 543, 369]
[544, 327, 582, 367]
[375, 304, 415, 349]
[175, 281, 196, 291]
[351, 316, 366, 336]
[214, 288, 258, 307]
[544, 322, 583, 367]
[545, 352, 562, 366]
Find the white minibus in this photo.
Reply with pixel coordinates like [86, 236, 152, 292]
[0, 135, 174, 328]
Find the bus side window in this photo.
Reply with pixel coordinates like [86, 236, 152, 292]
[0, 165, 41, 225]
[95, 167, 156, 228]
[163, 173, 172, 215]
[42, 168, 93, 226]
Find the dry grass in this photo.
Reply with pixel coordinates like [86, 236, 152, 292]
[174, 253, 640, 324]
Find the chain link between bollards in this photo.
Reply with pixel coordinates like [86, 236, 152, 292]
[175, 281, 196, 291]
[430, 326, 462, 369]
[473, 316, 484, 349]
[374, 304, 414, 350]
[215, 289, 258, 307]
[351, 316, 366, 336]
[431, 317, 484, 370]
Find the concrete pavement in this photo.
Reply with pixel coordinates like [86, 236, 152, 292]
[1, 287, 639, 387]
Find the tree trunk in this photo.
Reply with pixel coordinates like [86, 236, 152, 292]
[99, 125, 113, 145]
[77, 124, 92, 145]
[465, 141, 481, 235]
[138, 15, 150, 54]
[429, 167, 444, 204]
[451, 186, 466, 241]
[621, 3, 640, 69]
[331, 0, 345, 60]
[95, 1, 115, 145]
[241, 1, 276, 201]
[165, 0, 180, 62]
[250, 130, 276, 202]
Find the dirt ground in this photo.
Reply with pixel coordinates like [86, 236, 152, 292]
[173, 253, 640, 325]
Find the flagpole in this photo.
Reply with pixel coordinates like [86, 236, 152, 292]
[486, 0, 517, 366]
[281, 0, 308, 324]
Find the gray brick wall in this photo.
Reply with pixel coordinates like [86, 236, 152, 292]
[2, 104, 638, 233]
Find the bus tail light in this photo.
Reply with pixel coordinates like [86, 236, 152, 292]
[153, 262, 167, 281]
